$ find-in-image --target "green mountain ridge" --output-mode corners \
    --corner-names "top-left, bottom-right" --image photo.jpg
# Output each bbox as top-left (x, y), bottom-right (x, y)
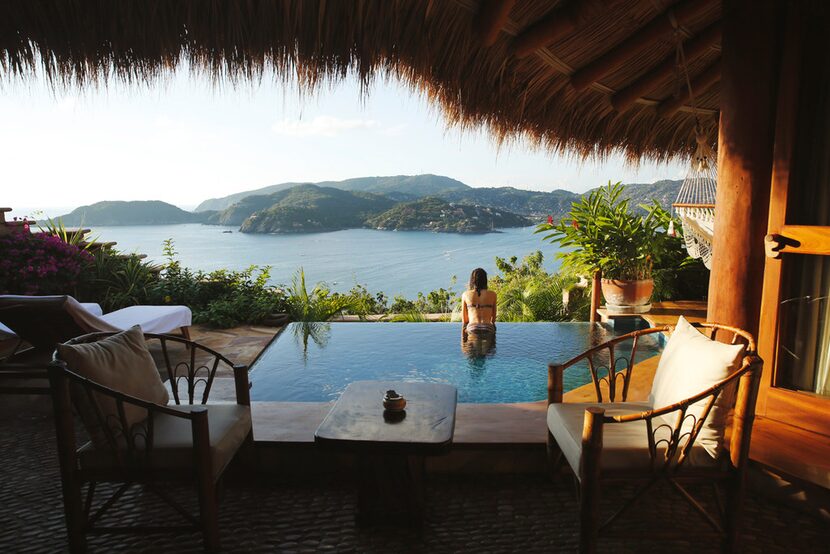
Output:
top-left (195, 174), bottom-right (469, 212)
top-left (57, 200), bottom-right (215, 226)
top-left (198, 175), bottom-right (684, 221)
top-left (56, 176), bottom-right (685, 233)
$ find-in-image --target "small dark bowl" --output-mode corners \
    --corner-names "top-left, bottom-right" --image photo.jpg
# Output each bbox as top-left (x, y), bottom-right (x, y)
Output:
top-left (382, 396), bottom-right (407, 411)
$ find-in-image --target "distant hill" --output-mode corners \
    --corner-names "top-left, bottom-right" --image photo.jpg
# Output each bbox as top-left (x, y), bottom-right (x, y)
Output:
top-left (57, 201), bottom-right (214, 226)
top-left (200, 174), bottom-right (683, 225)
top-left (612, 179), bottom-right (684, 212)
top-left (195, 174), bottom-right (470, 212)
top-left (366, 197), bottom-right (531, 233)
top-left (238, 185), bottom-right (396, 233)
top-left (56, 176), bottom-right (684, 231)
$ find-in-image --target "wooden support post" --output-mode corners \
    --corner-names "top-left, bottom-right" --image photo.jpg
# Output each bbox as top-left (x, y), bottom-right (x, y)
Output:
top-left (707, 0), bottom-right (782, 337)
top-left (590, 270), bottom-right (602, 323)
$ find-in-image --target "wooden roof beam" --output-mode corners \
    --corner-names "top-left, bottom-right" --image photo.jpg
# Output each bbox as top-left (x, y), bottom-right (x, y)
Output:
top-left (611, 21), bottom-right (721, 112)
top-left (475, 0), bottom-right (517, 47)
top-left (570, 0), bottom-right (718, 92)
top-left (511, 0), bottom-right (596, 59)
top-left (657, 60), bottom-right (721, 118)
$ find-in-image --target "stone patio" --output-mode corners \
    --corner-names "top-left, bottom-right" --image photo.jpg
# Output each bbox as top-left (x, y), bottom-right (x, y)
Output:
top-left (1, 408), bottom-right (828, 553)
top-left (2, 322), bottom-right (828, 552)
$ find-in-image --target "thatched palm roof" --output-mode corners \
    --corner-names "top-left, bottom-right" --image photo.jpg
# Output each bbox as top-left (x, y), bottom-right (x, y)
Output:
top-left (1, 0), bottom-right (722, 161)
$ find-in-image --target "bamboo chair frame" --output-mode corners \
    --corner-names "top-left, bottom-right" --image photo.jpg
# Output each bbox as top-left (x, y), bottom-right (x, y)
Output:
top-left (546, 323), bottom-right (762, 553)
top-left (49, 332), bottom-right (252, 554)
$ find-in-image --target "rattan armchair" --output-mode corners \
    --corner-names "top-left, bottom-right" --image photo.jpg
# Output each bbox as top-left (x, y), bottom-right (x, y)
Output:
top-left (49, 332), bottom-right (252, 553)
top-left (546, 323), bottom-right (762, 554)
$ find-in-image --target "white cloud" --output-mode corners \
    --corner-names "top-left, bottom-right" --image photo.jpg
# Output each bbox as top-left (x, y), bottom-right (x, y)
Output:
top-left (379, 123), bottom-right (407, 137)
top-left (271, 115), bottom-right (379, 137)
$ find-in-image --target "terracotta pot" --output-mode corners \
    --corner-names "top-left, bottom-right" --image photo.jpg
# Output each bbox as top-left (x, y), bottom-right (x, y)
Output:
top-left (600, 278), bottom-right (654, 308)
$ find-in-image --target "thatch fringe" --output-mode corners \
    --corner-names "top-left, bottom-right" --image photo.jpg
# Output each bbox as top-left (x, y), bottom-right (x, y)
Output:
top-left (0, 0), bottom-right (721, 162)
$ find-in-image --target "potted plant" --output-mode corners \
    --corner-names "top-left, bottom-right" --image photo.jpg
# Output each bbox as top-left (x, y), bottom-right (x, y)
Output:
top-left (537, 182), bottom-right (662, 312)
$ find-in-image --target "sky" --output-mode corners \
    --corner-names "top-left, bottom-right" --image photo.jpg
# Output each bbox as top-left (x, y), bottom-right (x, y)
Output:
top-left (1, 69), bottom-right (686, 214)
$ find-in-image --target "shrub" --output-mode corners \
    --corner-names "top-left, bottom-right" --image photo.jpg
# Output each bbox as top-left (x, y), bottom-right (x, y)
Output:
top-left (150, 239), bottom-right (287, 327)
top-left (338, 284), bottom-right (388, 317)
top-left (489, 251), bottom-right (589, 322)
top-left (0, 229), bottom-right (93, 295)
top-left (80, 250), bottom-right (159, 311)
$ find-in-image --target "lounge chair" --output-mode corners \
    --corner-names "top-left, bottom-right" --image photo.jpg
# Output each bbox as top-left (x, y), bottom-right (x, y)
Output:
top-left (0, 302), bottom-right (103, 338)
top-left (546, 317), bottom-right (763, 553)
top-left (0, 295), bottom-right (192, 354)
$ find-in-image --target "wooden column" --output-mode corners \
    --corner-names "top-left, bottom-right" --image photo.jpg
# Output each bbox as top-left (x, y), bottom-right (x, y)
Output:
top-left (707, 0), bottom-right (782, 336)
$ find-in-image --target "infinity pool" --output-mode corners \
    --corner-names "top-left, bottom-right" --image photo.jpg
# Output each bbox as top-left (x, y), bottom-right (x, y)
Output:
top-left (248, 322), bottom-right (663, 403)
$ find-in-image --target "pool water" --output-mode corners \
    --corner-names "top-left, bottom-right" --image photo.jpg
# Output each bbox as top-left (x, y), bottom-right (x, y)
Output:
top-left (248, 322), bottom-right (663, 403)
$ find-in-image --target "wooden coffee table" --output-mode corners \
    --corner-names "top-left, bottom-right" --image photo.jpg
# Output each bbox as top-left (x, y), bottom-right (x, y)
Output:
top-left (314, 380), bottom-right (457, 527)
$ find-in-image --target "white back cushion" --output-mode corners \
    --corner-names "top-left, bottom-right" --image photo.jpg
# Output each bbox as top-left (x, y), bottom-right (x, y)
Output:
top-left (649, 316), bottom-right (746, 459)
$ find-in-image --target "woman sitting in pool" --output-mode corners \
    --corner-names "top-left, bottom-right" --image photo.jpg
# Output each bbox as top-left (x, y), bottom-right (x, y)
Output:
top-left (461, 267), bottom-right (497, 338)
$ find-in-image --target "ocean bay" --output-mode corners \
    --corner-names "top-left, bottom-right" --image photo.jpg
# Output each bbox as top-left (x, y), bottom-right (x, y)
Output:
top-left (89, 224), bottom-right (563, 298)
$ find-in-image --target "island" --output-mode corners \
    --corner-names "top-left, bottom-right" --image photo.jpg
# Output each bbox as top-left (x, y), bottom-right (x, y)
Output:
top-left (58, 201), bottom-right (216, 226)
top-left (365, 197), bottom-right (531, 233)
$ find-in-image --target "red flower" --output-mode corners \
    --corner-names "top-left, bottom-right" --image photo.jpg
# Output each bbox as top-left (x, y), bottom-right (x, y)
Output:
top-left (547, 215), bottom-right (553, 225)
top-left (572, 220), bottom-right (580, 230)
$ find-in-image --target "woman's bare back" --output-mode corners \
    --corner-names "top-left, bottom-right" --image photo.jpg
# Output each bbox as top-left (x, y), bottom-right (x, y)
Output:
top-left (462, 289), bottom-right (497, 325)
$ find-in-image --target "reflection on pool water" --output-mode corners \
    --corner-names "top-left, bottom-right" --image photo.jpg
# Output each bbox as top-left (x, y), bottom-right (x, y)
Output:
top-left (249, 322), bottom-right (663, 403)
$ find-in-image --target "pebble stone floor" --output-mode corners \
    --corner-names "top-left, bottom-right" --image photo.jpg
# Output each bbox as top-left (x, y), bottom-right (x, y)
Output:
top-left (2, 408), bottom-right (828, 553)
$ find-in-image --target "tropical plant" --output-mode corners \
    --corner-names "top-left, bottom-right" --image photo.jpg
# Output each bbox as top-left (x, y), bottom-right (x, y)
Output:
top-left (284, 268), bottom-right (357, 322)
top-left (536, 182), bottom-right (662, 280)
top-left (80, 250), bottom-right (158, 311)
top-left (489, 251), bottom-right (588, 321)
top-left (37, 216), bottom-right (98, 252)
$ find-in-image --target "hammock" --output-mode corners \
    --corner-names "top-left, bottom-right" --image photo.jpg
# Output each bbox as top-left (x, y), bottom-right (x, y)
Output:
top-left (673, 133), bottom-right (717, 269)
top-left (666, 25), bottom-right (718, 269)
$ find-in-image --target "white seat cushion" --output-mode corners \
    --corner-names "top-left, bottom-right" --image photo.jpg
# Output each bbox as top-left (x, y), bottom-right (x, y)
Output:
top-left (100, 304), bottom-right (192, 335)
top-left (649, 316), bottom-right (746, 459)
top-left (547, 402), bottom-right (720, 477)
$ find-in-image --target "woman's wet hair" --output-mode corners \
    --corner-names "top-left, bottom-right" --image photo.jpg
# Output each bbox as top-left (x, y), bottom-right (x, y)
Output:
top-left (468, 268), bottom-right (488, 295)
